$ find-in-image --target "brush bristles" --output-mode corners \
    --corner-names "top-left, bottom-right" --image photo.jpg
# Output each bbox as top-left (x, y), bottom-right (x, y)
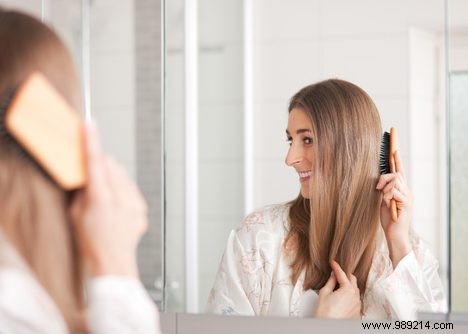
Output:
top-left (379, 131), bottom-right (391, 175)
top-left (0, 90), bottom-right (15, 141)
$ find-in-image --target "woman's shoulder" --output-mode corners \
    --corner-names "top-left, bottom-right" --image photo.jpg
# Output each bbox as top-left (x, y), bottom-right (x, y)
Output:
top-left (234, 203), bottom-right (290, 242)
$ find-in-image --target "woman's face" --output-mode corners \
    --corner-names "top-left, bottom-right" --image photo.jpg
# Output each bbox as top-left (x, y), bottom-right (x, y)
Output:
top-left (285, 108), bottom-right (315, 199)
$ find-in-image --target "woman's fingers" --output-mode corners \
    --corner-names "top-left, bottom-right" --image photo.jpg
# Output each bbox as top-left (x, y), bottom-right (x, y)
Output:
top-left (394, 150), bottom-right (406, 179)
top-left (84, 122), bottom-right (110, 202)
top-left (376, 173), bottom-right (394, 190)
top-left (376, 174), bottom-right (387, 190)
top-left (382, 179), bottom-right (396, 194)
top-left (320, 272), bottom-right (337, 295)
top-left (330, 260), bottom-right (350, 287)
top-left (376, 172), bottom-right (407, 189)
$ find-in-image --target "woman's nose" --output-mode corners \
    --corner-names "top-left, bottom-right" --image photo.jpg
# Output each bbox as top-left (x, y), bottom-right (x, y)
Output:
top-left (285, 146), bottom-right (302, 166)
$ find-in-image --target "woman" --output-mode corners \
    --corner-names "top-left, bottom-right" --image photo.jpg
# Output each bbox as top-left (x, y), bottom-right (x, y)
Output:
top-left (207, 79), bottom-right (446, 320)
top-left (0, 9), bottom-right (159, 333)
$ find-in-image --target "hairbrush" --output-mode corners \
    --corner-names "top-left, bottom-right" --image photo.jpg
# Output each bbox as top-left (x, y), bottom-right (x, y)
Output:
top-left (0, 72), bottom-right (86, 190)
top-left (379, 127), bottom-right (398, 222)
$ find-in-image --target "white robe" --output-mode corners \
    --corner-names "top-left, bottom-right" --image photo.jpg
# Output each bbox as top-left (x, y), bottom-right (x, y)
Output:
top-left (206, 203), bottom-right (446, 320)
top-left (0, 230), bottom-right (160, 334)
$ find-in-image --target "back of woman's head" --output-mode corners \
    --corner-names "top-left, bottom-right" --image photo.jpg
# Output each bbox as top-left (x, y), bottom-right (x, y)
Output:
top-left (0, 8), bottom-right (84, 332)
top-left (287, 79), bottom-right (382, 296)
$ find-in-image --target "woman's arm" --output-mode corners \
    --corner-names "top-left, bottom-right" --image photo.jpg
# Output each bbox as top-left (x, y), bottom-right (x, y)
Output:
top-left (70, 122), bottom-right (160, 333)
top-left (363, 228), bottom-right (446, 320)
top-left (377, 234), bottom-right (446, 320)
top-left (375, 150), bottom-right (446, 320)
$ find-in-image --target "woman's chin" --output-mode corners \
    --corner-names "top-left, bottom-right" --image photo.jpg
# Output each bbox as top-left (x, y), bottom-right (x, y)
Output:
top-left (300, 188), bottom-right (310, 199)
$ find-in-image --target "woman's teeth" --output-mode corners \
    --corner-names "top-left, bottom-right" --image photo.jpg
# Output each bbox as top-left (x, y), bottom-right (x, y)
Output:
top-left (298, 171), bottom-right (311, 178)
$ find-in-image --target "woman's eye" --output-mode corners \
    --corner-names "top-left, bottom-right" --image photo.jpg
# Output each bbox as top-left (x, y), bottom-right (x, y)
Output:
top-left (286, 137), bottom-right (292, 146)
top-left (304, 137), bottom-right (313, 144)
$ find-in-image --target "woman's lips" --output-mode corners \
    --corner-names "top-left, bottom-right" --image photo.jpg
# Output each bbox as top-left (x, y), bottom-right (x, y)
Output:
top-left (298, 170), bottom-right (311, 183)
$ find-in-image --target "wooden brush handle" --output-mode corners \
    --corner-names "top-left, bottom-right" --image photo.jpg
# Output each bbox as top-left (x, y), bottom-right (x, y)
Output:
top-left (389, 127), bottom-right (398, 222)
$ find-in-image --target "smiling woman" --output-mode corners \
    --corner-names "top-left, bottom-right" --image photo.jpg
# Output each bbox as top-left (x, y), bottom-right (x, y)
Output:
top-left (206, 79), bottom-right (446, 320)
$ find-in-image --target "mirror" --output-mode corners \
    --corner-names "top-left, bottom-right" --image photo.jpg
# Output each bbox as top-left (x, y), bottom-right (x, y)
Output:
top-left (164, 0), bottom-right (451, 316)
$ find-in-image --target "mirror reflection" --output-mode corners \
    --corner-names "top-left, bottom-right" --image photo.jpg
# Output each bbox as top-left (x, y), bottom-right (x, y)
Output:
top-left (165, 0), bottom-right (452, 318)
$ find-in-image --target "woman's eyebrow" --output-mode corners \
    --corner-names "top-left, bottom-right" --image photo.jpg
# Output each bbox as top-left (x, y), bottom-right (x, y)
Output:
top-left (286, 129), bottom-right (312, 136)
top-left (296, 128), bottom-right (311, 134)
top-left (286, 129), bottom-right (311, 135)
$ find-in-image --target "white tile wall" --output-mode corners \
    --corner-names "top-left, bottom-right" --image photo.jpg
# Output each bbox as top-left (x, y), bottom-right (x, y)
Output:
top-left (411, 156), bottom-right (439, 252)
top-left (450, 35), bottom-right (468, 72)
top-left (320, 0), bottom-right (444, 38)
top-left (93, 106), bottom-right (136, 177)
top-left (320, 34), bottom-right (408, 97)
top-left (199, 104), bottom-right (244, 161)
top-left (254, 159), bottom-right (298, 210)
top-left (254, 41), bottom-right (321, 102)
top-left (199, 0), bottom-right (243, 45)
top-left (253, 102), bottom-right (290, 160)
top-left (408, 27), bottom-right (445, 265)
top-left (199, 162), bottom-right (244, 217)
top-left (253, 0), bottom-right (320, 43)
top-left (90, 52), bottom-right (135, 109)
top-left (199, 44), bottom-right (243, 104)
top-left (0, 0), bottom-right (41, 17)
top-left (48, 0), bottom-right (82, 63)
top-left (165, 0), bottom-right (184, 49)
top-left (89, 0), bottom-right (136, 179)
top-left (90, 0), bottom-right (134, 52)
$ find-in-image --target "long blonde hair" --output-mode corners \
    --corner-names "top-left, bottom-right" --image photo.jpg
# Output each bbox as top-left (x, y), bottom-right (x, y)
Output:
top-left (0, 9), bottom-right (84, 332)
top-left (286, 79), bottom-right (382, 295)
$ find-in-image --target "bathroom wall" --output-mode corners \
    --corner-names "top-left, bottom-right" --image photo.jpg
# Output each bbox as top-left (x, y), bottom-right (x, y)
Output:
top-left (0, 0), bottom-right (39, 14)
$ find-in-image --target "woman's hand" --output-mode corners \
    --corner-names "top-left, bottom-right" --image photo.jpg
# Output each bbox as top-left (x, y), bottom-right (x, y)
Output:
top-left (70, 122), bottom-right (148, 278)
top-left (314, 261), bottom-right (361, 319)
top-left (376, 150), bottom-right (413, 268)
